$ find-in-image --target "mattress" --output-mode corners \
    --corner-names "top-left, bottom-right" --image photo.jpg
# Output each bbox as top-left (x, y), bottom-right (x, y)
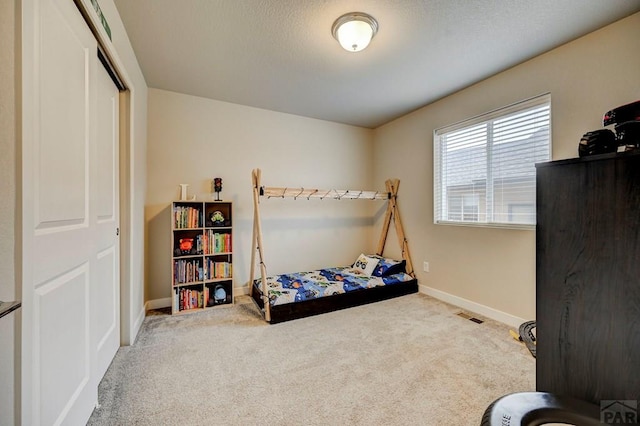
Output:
top-left (254, 266), bottom-right (415, 307)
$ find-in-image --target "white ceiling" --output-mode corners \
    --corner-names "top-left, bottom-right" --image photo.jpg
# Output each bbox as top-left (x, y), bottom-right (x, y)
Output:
top-left (112, 0), bottom-right (640, 129)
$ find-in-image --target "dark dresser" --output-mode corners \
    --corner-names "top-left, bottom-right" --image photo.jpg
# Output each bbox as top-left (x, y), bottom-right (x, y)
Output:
top-left (536, 151), bottom-right (640, 404)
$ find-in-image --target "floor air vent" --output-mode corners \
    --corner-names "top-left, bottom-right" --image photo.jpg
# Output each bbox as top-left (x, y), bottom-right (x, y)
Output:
top-left (456, 311), bottom-right (484, 324)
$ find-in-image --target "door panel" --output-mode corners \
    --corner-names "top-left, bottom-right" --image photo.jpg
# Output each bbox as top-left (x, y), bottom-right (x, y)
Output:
top-left (26, 0), bottom-right (97, 423)
top-left (36, 264), bottom-right (90, 425)
top-left (22, 0), bottom-right (120, 423)
top-left (38, 1), bottom-right (89, 227)
top-left (93, 57), bottom-right (120, 381)
top-left (94, 246), bottom-right (118, 380)
top-left (96, 80), bottom-right (117, 221)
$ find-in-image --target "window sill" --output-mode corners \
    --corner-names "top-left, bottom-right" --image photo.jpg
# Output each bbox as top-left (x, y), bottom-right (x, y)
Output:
top-left (434, 220), bottom-right (535, 231)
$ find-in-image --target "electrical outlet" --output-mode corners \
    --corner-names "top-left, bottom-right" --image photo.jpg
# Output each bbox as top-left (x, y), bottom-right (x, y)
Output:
top-left (423, 261), bottom-right (429, 272)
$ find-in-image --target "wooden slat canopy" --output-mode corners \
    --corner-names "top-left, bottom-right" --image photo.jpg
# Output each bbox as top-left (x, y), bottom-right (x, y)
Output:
top-left (260, 186), bottom-right (390, 200)
top-left (249, 168), bottom-right (415, 322)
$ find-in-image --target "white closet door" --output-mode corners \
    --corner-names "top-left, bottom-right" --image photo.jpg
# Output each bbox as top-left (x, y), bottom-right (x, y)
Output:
top-left (93, 60), bottom-right (120, 383)
top-left (21, 0), bottom-right (119, 423)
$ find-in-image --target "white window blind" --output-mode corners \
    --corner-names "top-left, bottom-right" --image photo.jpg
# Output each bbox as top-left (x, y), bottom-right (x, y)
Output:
top-left (434, 94), bottom-right (551, 228)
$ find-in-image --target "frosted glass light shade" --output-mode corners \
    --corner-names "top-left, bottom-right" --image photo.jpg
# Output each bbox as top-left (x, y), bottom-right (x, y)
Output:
top-left (332, 12), bottom-right (378, 52)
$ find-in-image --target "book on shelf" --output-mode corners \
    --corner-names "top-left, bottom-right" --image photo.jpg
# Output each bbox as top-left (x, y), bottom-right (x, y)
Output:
top-left (173, 259), bottom-right (204, 284)
top-left (175, 287), bottom-right (205, 311)
top-left (203, 259), bottom-right (232, 280)
top-left (173, 205), bottom-right (202, 229)
top-left (203, 230), bottom-right (232, 254)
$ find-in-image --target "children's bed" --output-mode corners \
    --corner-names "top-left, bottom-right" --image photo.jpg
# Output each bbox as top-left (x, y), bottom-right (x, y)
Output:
top-left (249, 169), bottom-right (418, 323)
top-left (251, 261), bottom-right (418, 324)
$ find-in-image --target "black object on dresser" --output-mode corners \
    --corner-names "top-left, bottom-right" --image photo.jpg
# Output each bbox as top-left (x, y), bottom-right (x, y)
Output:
top-left (536, 151), bottom-right (640, 404)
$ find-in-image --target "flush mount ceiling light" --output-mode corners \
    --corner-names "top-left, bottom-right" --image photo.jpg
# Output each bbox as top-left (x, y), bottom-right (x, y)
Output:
top-left (331, 12), bottom-right (378, 52)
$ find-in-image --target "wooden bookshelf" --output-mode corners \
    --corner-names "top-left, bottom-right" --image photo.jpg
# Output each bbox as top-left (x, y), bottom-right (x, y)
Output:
top-left (171, 201), bottom-right (233, 314)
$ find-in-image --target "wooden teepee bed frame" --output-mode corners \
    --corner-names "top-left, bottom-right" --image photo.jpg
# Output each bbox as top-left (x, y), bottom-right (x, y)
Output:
top-left (249, 168), bottom-right (417, 323)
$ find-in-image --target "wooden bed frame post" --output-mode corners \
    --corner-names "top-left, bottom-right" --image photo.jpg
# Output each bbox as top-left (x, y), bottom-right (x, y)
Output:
top-left (376, 179), bottom-right (415, 277)
top-left (376, 182), bottom-right (394, 257)
top-left (249, 170), bottom-right (257, 295)
top-left (250, 169), bottom-right (271, 321)
top-left (248, 203), bottom-right (257, 298)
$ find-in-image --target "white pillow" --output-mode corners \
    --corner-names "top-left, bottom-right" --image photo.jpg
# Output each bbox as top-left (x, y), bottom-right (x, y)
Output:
top-left (353, 253), bottom-right (379, 276)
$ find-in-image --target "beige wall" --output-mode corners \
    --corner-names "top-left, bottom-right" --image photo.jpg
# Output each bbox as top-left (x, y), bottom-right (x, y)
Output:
top-left (0, 0), bottom-right (18, 423)
top-left (373, 13), bottom-right (640, 321)
top-left (146, 89), bottom-right (375, 302)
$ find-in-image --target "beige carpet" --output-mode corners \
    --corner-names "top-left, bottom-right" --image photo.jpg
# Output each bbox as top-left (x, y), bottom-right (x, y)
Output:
top-left (88, 293), bottom-right (535, 425)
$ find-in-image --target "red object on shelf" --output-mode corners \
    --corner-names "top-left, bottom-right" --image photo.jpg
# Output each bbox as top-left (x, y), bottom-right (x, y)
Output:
top-left (179, 238), bottom-right (193, 251)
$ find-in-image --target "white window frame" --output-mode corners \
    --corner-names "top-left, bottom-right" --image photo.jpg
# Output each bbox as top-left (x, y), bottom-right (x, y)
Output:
top-left (433, 93), bottom-right (551, 229)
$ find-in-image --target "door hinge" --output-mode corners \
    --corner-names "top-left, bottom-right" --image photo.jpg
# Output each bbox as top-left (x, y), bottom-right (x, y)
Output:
top-left (116, 227), bottom-right (120, 236)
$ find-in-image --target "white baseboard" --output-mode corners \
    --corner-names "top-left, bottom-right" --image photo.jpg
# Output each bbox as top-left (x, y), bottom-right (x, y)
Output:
top-left (131, 305), bottom-right (146, 343)
top-left (145, 297), bottom-right (171, 311)
top-left (145, 287), bottom-right (250, 312)
top-left (234, 286), bottom-right (249, 296)
top-left (419, 284), bottom-right (529, 329)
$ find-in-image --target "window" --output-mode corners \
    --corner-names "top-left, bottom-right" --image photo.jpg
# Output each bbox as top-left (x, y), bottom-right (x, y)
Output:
top-left (447, 193), bottom-right (479, 222)
top-left (434, 94), bottom-right (551, 228)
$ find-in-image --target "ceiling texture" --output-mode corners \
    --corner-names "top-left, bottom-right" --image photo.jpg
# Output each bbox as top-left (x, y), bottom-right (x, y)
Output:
top-left (113, 0), bottom-right (640, 129)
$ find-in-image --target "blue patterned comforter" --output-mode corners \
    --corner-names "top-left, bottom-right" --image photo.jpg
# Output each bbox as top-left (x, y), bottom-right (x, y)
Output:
top-left (254, 266), bottom-right (414, 307)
